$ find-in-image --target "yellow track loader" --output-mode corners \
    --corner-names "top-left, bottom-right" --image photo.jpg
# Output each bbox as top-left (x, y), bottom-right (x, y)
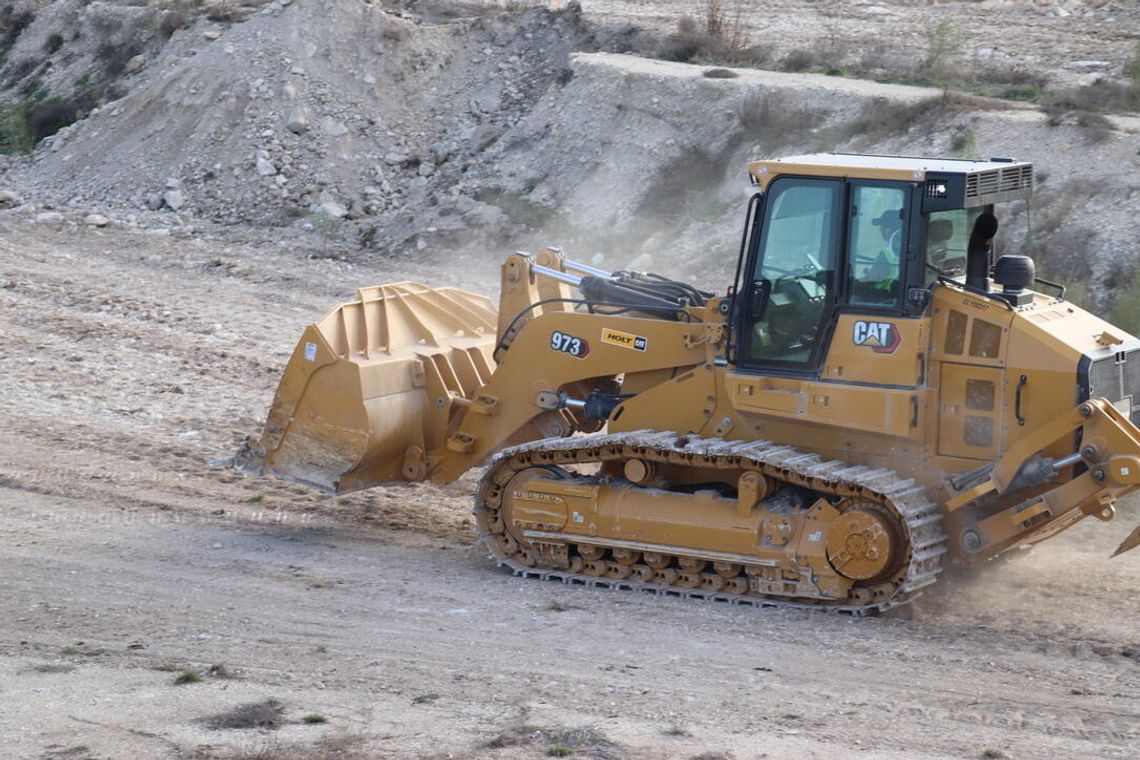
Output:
top-left (245, 153), bottom-right (1140, 612)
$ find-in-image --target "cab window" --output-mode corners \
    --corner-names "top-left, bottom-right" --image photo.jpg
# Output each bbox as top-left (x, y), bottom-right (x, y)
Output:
top-left (847, 184), bottom-right (906, 306)
top-left (743, 178), bottom-right (840, 366)
top-left (924, 208), bottom-right (982, 288)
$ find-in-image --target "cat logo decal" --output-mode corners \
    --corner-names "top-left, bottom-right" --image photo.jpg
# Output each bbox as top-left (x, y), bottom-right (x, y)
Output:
top-left (852, 320), bottom-right (901, 354)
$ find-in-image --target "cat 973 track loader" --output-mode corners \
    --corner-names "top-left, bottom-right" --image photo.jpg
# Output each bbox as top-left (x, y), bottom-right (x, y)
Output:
top-left (245, 153), bottom-right (1140, 612)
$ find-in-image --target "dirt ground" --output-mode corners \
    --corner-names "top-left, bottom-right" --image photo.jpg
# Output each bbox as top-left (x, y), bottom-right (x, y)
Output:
top-left (1, 221), bottom-right (1138, 760)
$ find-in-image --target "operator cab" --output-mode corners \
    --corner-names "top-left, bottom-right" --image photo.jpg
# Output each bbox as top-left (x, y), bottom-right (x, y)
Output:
top-left (735, 153), bottom-right (1034, 372)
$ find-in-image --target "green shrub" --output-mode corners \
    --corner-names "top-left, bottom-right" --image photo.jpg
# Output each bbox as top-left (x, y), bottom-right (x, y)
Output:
top-left (173, 669), bottom-right (201, 685)
top-left (950, 128), bottom-right (976, 155)
top-left (920, 20), bottom-right (965, 92)
top-left (0, 103), bottom-right (31, 153)
top-left (1127, 41), bottom-right (1140, 87)
top-left (159, 8), bottom-right (193, 39)
top-left (1, 8), bottom-right (34, 50)
top-left (25, 100), bottom-right (83, 142)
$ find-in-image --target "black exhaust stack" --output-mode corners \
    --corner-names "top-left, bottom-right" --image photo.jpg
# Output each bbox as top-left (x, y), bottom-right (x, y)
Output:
top-left (966, 212), bottom-right (999, 292)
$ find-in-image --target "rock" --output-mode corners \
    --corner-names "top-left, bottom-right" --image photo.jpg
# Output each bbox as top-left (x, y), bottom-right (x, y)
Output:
top-left (165, 177), bottom-right (181, 189)
top-left (418, 162), bottom-right (435, 177)
top-left (35, 212), bottom-right (65, 226)
top-left (318, 200), bottom-right (347, 219)
top-left (282, 81), bottom-right (298, 100)
top-left (163, 190), bottom-right (185, 211)
top-left (428, 141), bottom-right (456, 164)
top-left (204, 28), bottom-right (222, 41)
top-left (84, 214), bottom-right (110, 227)
top-left (384, 152), bottom-right (407, 166)
top-left (286, 106), bottom-right (310, 134)
top-left (321, 117), bottom-right (349, 137)
top-left (472, 83), bottom-right (503, 114)
top-left (125, 55), bottom-right (146, 75)
top-left (256, 157), bottom-right (278, 177)
top-left (0, 189), bottom-right (22, 208)
top-left (468, 124), bottom-right (504, 152)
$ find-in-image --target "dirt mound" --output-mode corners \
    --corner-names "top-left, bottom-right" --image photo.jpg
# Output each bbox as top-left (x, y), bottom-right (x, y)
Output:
top-left (7, 2), bottom-right (629, 234)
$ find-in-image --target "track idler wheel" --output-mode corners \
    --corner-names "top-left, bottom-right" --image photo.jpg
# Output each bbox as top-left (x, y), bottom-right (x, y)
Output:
top-left (826, 504), bottom-right (900, 581)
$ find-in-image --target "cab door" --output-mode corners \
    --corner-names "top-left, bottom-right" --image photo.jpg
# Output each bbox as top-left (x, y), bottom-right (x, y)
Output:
top-left (731, 176), bottom-right (928, 441)
top-left (736, 176), bottom-right (842, 373)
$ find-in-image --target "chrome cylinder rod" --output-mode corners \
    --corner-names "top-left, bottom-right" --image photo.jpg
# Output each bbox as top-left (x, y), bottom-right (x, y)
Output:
top-left (563, 259), bottom-right (612, 279)
top-left (531, 264), bottom-right (583, 286)
top-left (1052, 451), bottom-right (1083, 471)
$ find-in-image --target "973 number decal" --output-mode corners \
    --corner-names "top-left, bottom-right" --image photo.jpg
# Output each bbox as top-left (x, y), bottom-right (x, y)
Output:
top-left (551, 330), bottom-right (589, 358)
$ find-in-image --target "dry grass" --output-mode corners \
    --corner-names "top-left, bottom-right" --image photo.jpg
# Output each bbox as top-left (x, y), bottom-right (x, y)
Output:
top-left (205, 1), bottom-right (246, 23)
top-left (207, 662), bottom-right (238, 679)
top-left (736, 93), bottom-right (825, 137)
top-left (657, 0), bottom-right (767, 68)
top-left (485, 724), bottom-right (619, 758)
top-left (827, 93), bottom-right (1007, 151)
top-left (220, 734), bottom-right (369, 760)
top-left (203, 699), bottom-right (286, 730)
top-left (31, 663), bottom-right (76, 674)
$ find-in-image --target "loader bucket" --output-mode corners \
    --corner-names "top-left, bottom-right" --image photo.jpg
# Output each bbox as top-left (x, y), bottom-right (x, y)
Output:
top-left (252, 282), bottom-right (498, 493)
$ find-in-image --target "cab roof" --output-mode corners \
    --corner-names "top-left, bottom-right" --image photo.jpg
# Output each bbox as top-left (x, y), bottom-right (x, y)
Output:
top-left (747, 153), bottom-right (1034, 208)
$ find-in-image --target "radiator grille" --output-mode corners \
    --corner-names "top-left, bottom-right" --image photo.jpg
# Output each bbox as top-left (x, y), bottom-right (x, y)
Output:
top-left (1083, 345), bottom-right (1140, 425)
top-left (965, 165), bottom-right (1033, 201)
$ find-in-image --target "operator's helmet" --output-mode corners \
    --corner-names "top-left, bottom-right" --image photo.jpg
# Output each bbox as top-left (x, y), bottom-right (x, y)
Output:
top-left (872, 208), bottom-right (903, 255)
top-left (872, 208), bottom-right (902, 239)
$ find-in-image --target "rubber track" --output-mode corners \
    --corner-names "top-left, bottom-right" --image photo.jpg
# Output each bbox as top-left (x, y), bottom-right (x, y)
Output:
top-left (476, 430), bottom-right (948, 615)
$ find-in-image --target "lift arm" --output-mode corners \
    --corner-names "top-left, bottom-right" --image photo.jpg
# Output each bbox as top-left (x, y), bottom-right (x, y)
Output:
top-left (946, 398), bottom-right (1140, 560)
